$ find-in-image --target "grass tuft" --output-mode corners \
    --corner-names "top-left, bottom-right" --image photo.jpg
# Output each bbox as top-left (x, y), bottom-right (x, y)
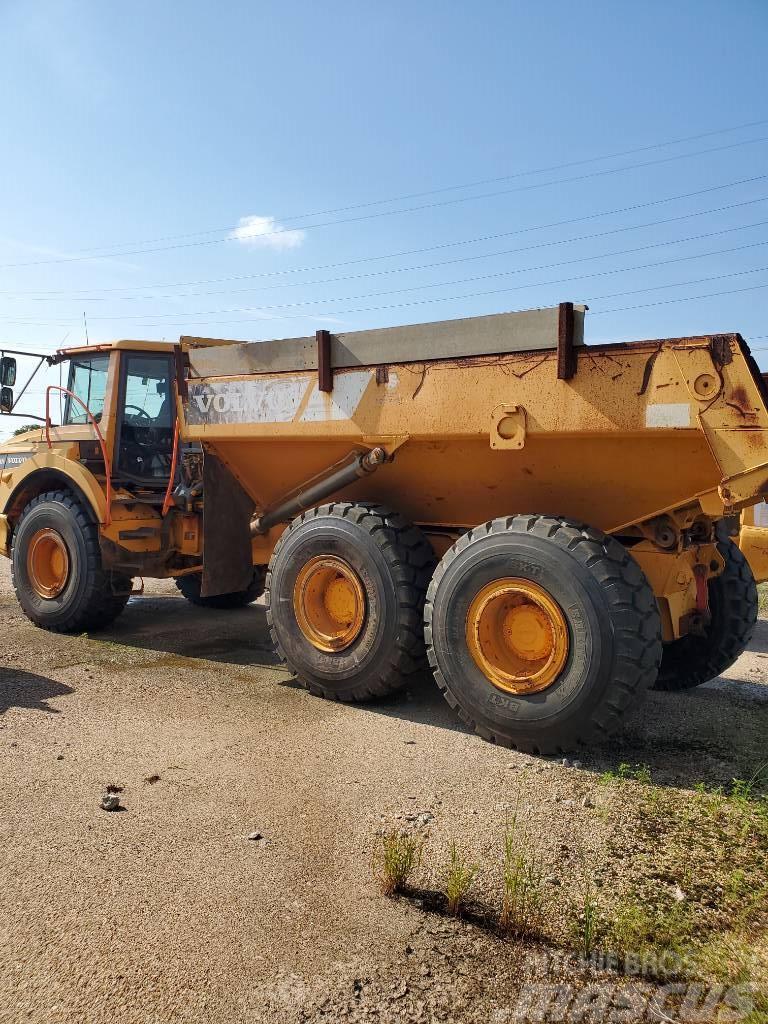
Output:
top-left (578, 883), bottom-right (601, 960)
top-left (443, 842), bottom-right (478, 917)
top-left (599, 762), bottom-right (652, 785)
top-left (499, 819), bottom-right (546, 938)
top-left (374, 831), bottom-right (422, 897)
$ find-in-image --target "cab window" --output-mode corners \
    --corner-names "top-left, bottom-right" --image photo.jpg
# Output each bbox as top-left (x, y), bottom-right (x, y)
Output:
top-left (64, 355), bottom-right (110, 424)
top-left (117, 353), bottom-right (174, 481)
top-left (123, 355), bottom-right (173, 427)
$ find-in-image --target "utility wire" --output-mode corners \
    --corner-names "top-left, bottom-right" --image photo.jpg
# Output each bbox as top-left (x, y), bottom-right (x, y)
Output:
top-left (4, 237), bottom-right (764, 324)
top-left (4, 257), bottom-right (766, 330)
top-left (44, 276), bottom-right (768, 333)
top-left (272, 118), bottom-right (768, 223)
top-left (2, 222), bottom-right (767, 327)
top-left (16, 116), bottom-right (767, 250)
top-left (590, 281), bottom-right (768, 315)
top-left (5, 174), bottom-right (767, 296)
top-left (7, 198), bottom-right (768, 304)
top-left (3, 135), bottom-right (768, 269)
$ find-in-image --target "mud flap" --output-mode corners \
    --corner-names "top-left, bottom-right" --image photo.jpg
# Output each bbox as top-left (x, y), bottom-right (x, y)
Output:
top-left (201, 450), bottom-right (255, 598)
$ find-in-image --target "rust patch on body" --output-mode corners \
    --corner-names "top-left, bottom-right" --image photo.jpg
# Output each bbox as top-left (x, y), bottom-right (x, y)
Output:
top-left (637, 346), bottom-right (663, 396)
top-left (725, 386), bottom-right (758, 419)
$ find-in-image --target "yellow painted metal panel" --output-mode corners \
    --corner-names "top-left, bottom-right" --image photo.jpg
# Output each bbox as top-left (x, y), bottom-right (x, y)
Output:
top-left (178, 336), bottom-right (768, 533)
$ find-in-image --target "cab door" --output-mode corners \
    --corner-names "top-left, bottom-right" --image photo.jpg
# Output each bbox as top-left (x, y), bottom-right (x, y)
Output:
top-left (115, 352), bottom-right (175, 485)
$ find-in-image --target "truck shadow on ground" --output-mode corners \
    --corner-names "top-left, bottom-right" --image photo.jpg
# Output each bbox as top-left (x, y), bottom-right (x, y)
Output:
top-left (101, 597), bottom-right (768, 791)
top-left (0, 668), bottom-right (74, 715)
top-left (103, 595), bottom-right (281, 666)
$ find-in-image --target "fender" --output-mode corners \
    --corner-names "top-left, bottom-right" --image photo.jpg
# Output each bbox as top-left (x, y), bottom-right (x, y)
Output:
top-left (2, 451), bottom-right (108, 525)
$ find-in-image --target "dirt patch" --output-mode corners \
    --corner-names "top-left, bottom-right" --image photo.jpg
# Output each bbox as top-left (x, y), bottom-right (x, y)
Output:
top-left (0, 562), bottom-right (766, 1022)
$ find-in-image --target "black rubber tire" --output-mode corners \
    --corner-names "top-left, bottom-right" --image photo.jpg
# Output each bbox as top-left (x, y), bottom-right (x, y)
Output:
top-left (265, 502), bottom-right (434, 701)
top-left (174, 568), bottom-right (265, 609)
top-left (425, 515), bottom-right (662, 754)
top-left (11, 490), bottom-right (131, 633)
top-left (653, 536), bottom-right (758, 691)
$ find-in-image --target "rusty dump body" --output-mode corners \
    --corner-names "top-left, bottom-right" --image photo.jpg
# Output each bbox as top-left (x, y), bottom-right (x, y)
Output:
top-left (180, 312), bottom-right (768, 543)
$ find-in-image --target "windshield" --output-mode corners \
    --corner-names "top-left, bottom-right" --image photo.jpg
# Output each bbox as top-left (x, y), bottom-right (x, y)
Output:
top-left (64, 354), bottom-right (110, 424)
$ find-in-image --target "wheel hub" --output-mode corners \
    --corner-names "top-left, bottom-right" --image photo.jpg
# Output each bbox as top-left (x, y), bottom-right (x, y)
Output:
top-left (293, 555), bottom-right (367, 652)
top-left (465, 578), bottom-right (569, 694)
top-left (27, 528), bottom-right (70, 599)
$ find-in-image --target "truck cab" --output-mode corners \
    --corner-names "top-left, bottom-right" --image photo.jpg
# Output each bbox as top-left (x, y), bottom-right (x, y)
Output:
top-left (0, 341), bottom-right (261, 632)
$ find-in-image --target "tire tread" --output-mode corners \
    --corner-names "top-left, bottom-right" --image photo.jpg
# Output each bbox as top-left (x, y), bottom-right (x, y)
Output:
top-left (424, 514), bottom-right (662, 754)
top-left (11, 489), bottom-right (130, 633)
top-left (265, 502), bottom-right (434, 701)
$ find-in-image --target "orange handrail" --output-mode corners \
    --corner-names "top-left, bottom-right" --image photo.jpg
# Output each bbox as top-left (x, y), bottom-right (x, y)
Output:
top-left (45, 385), bottom-right (112, 527)
top-left (162, 420), bottom-right (180, 516)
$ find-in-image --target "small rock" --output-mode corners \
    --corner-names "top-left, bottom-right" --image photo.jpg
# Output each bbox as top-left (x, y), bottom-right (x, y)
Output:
top-left (562, 757), bottom-right (572, 768)
top-left (572, 759), bottom-right (584, 770)
top-left (144, 774), bottom-right (161, 785)
top-left (100, 793), bottom-right (121, 812)
top-left (581, 795), bottom-right (595, 808)
top-left (671, 885), bottom-right (687, 902)
top-left (246, 831), bottom-right (269, 845)
top-left (56, 754), bottom-right (64, 761)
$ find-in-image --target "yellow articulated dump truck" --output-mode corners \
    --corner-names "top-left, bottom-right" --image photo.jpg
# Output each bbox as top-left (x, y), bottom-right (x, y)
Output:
top-left (1, 302), bottom-right (766, 753)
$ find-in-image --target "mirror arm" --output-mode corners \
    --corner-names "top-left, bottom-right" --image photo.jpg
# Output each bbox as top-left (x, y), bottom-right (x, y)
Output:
top-left (0, 411), bottom-right (48, 422)
top-left (8, 356), bottom-right (47, 412)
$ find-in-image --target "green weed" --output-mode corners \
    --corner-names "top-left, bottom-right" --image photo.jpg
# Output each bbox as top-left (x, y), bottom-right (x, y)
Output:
top-left (443, 842), bottom-right (478, 917)
top-left (374, 831), bottom-right (422, 897)
top-left (499, 824), bottom-right (546, 938)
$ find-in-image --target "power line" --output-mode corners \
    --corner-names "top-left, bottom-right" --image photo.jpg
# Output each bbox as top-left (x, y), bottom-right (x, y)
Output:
top-left (273, 119), bottom-right (768, 223)
top-left (130, 277), bottom-right (768, 331)
top-left (6, 199), bottom-right (768, 304)
top-left (5, 174), bottom-right (767, 297)
top-left (2, 226), bottom-right (767, 330)
top-left (3, 135), bottom-right (768, 270)
top-left (4, 237), bottom-right (762, 324)
top-left (5, 260), bottom-right (766, 332)
top-left (590, 281), bottom-right (768, 315)
top-left (20, 117), bottom-right (768, 251)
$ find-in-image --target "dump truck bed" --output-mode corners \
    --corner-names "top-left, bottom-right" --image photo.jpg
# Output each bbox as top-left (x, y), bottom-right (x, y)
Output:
top-left (178, 306), bottom-right (768, 534)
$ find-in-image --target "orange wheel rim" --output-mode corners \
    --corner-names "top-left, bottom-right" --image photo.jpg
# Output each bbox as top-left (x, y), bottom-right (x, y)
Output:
top-left (27, 528), bottom-right (70, 599)
top-left (465, 578), bottom-right (568, 694)
top-left (293, 555), bottom-right (366, 652)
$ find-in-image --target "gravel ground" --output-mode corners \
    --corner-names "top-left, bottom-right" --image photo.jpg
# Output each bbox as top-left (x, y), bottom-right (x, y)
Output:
top-left (0, 562), bottom-right (766, 1024)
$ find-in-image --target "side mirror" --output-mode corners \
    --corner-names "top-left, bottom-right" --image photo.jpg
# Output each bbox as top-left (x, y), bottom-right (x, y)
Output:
top-left (0, 387), bottom-right (13, 413)
top-left (0, 356), bottom-right (17, 387)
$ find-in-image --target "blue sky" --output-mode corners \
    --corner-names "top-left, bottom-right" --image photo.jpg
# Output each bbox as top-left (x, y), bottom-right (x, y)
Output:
top-left (1, 0), bottom-right (767, 435)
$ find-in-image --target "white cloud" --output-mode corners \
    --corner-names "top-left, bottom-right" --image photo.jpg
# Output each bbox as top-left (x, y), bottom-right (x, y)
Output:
top-left (228, 214), bottom-right (306, 251)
